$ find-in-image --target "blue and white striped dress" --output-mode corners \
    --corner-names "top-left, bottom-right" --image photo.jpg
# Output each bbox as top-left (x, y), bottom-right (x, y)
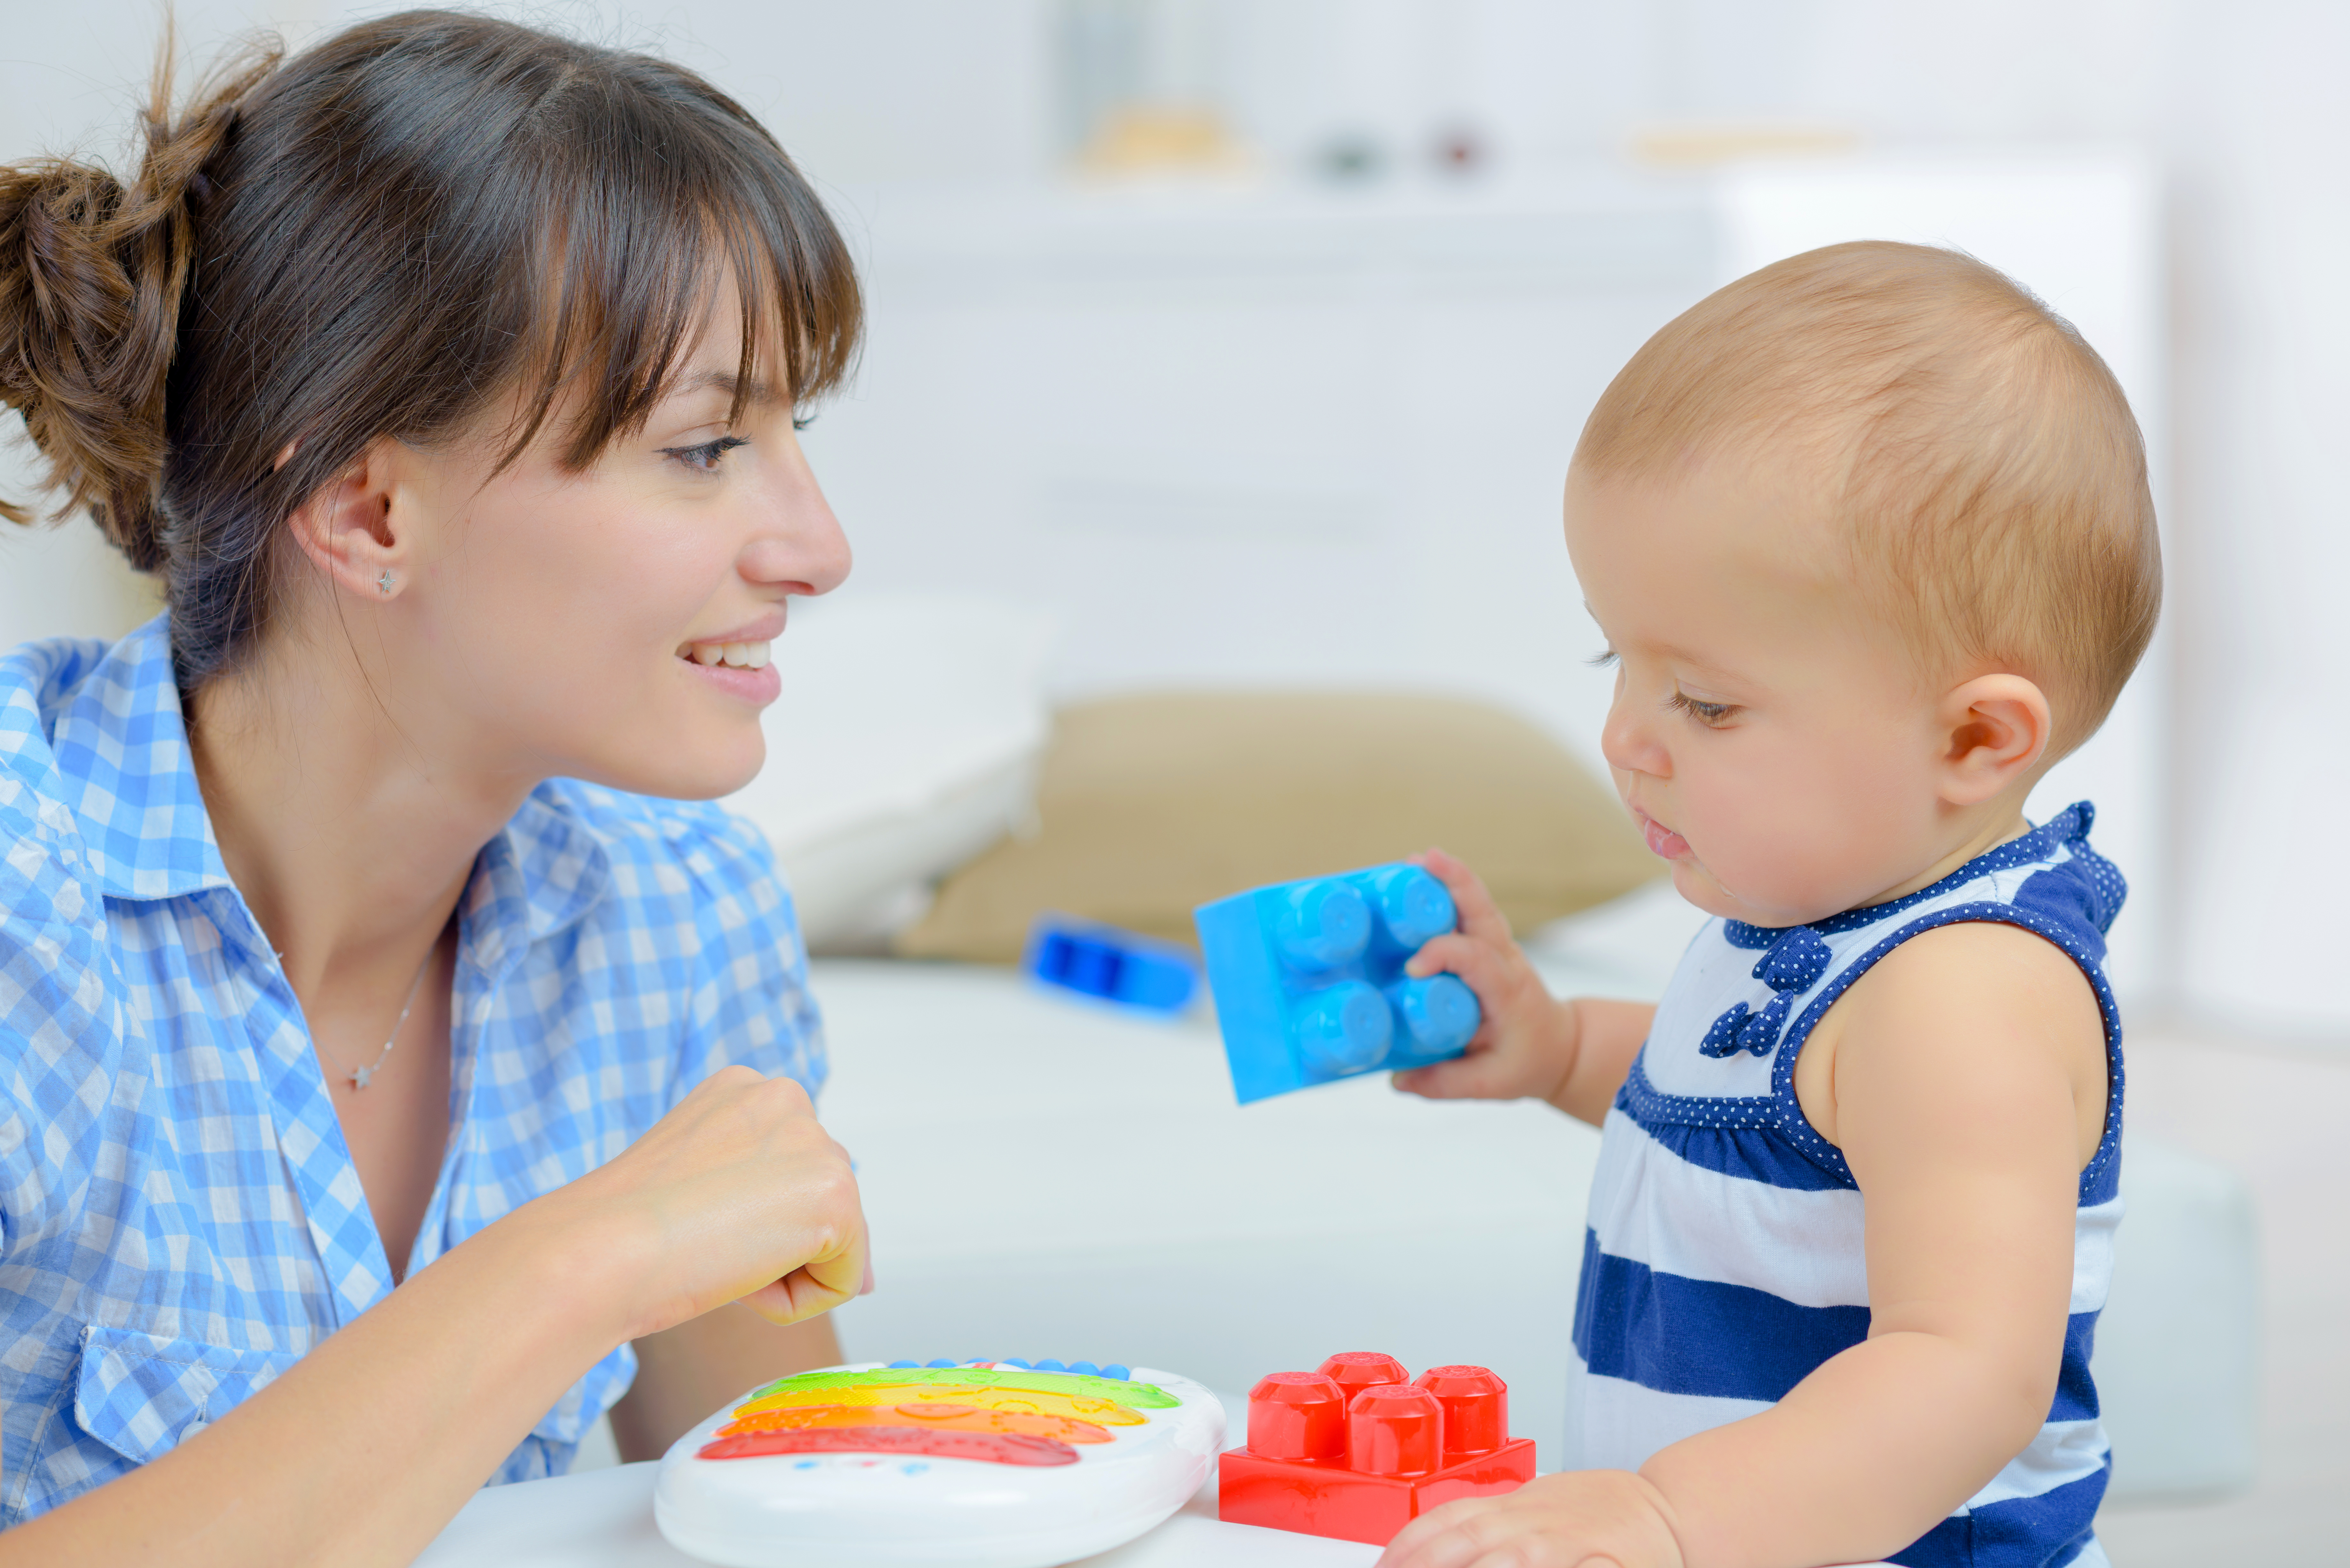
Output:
top-left (1567, 804), bottom-right (2126, 1568)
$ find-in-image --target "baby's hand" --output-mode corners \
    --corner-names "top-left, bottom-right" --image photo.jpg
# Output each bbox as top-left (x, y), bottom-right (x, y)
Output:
top-left (1391, 849), bottom-right (1581, 1106)
top-left (1377, 1471), bottom-right (1685, 1568)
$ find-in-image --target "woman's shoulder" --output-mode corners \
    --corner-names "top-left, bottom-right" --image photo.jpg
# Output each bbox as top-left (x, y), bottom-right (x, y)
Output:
top-left (532, 779), bottom-right (774, 875)
top-left (528, 779), bottom-right (793, 937)
top-left (523, 781), bottom-right (820, 1091)
top-left (0, 638), bottom-right (133, 1187)
top-left (0, 634), bottom-right (123, 916)
top-left (1, 633), bottom-right (118, 804)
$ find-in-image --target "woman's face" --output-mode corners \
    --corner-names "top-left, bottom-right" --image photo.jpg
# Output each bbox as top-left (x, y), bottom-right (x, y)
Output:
top-left (393, 290), bottom-right (849, 802)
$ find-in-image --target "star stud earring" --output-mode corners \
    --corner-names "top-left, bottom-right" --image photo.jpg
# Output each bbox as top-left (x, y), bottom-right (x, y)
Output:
top-left (377, 569), bottom-right (394, 596)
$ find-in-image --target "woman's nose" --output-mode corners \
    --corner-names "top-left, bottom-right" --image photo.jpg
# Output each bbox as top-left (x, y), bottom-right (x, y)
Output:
top-left (744, 466), bottom-right (852, 596)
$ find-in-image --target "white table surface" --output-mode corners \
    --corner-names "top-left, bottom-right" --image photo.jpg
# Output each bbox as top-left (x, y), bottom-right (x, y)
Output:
top-left (414, 1456), bottom-right (1381, 1568)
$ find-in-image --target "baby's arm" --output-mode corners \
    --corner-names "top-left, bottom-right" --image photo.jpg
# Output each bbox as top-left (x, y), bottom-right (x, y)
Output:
top-left (1390, 850), bottom-right (1654, 1126)
top-left (1380, 920), bottom-right (2107, 1568)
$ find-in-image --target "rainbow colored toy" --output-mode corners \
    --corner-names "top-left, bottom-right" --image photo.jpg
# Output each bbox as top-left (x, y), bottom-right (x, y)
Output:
top-left (1194, 862), bottom-right (1482, 1102)
top-left (654, 1359), bottom-right (1224, 1568)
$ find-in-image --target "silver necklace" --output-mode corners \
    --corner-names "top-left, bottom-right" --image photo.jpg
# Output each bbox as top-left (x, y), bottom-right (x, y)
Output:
top-left (342, 941), bottom-right (437, 1092)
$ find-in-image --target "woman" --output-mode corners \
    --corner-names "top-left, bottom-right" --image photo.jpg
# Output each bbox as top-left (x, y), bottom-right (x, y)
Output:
top-left (0, 11), bottom-right (869, 1559)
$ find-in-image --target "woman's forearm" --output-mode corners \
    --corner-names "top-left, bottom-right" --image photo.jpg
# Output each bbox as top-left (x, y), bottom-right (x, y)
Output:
top-left (610, 1307), bottom-right (842, 1462)
top-left (2, 1204), bottom-right (633, 1568)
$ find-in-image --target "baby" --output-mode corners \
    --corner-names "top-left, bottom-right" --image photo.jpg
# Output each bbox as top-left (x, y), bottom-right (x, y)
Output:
top-left (1382, 242), bottom-right (2157, 1568)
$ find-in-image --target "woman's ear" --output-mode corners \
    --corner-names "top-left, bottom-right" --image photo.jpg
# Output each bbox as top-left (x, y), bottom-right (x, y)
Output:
top-left (1935, 673), bottom-right (2054, 806)
top-left (284, 438), bottom-right (411, 601)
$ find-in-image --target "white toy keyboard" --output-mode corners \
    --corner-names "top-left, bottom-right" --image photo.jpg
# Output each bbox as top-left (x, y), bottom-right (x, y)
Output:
top-left (653, 1358), bottom-right (1226, 1568)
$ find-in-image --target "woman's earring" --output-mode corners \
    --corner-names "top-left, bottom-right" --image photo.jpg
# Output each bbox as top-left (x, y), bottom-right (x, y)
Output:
top-left (377, 569), bottom-right (395, 597)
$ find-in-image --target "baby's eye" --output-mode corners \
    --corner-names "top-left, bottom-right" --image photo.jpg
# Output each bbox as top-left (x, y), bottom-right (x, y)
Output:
top-left (1666, 690), bottom-right (1740, 727)
top-left (1586, 648), bottom-right (1620, 669)
top-left (659, 434), bottom-right (750, 476)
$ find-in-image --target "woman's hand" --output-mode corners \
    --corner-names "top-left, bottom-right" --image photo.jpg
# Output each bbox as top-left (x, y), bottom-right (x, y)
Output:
top-left (1377, 1471), bottom-right (1687, 1568)
top-left (538, 1065), bottom-right (869, 1343)
top-left (1390, 849), bottom-right (1585, 1107)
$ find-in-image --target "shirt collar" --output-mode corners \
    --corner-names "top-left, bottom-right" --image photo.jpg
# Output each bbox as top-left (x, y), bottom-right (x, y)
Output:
top-left (64, 615), bottom-right (610, 959)
top-left (56, 615), bottom-right (234, 901)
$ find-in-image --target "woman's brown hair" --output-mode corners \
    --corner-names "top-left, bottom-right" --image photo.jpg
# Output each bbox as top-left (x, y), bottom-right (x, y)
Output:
top-left (0, 10), bottom-right (862, 689)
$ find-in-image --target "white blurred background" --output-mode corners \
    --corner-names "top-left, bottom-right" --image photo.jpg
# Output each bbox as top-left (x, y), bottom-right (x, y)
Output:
top-left (6, 6), bottom-right (2346, 1558)
top-left (8, 0), bottom-right (2343, 1037)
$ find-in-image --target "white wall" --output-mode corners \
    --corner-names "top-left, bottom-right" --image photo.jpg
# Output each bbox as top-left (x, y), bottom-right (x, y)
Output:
top-left (1695, 0), bottom-right (2350, 1030)
top-left (10, 0), bottom-right (2344, 1033)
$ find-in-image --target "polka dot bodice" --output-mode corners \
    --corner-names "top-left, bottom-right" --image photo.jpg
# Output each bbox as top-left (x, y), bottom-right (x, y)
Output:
top-left (1627, 800), bottom-right (2126, 1197)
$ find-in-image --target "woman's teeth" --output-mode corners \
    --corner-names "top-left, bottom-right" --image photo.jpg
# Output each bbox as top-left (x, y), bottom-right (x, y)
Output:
top-left (683, 640), bottom-right (771, 669)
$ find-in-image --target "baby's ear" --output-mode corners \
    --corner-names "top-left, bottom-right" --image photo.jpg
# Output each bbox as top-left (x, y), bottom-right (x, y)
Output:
top-left (1936, 673), bottom-right (2053, 805)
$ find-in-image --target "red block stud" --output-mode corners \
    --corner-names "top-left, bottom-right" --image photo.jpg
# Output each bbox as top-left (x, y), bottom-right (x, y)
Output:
top-left (1413, 1365), bottom-right (1508, 1459)
top-left (1317, 1351), bottom-right (1410, 1401)
top-left (1346, 1383), bottom-right (1445, 1477)
top-left (1247, 1372), bottom-right (1347, 1461)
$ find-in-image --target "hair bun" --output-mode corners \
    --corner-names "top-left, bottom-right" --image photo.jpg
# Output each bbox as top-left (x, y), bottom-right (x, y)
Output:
top-left (0, 40), bottom-right (278, 573)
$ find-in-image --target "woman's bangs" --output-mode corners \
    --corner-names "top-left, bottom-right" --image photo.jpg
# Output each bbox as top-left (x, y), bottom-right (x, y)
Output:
top-left (501, 100), bottom-right (860, 474)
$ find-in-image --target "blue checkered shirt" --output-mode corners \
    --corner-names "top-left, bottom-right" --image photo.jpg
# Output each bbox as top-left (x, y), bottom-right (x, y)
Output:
top-left (0, 617), bottom-right (826, 1524)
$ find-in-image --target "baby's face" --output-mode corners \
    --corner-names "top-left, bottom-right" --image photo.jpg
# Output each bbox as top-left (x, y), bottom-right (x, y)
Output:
top-left (1565, 460), bottom-right (1957, 926)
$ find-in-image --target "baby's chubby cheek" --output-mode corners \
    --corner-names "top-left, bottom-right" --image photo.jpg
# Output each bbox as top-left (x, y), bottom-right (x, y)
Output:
top-left (1680, 734), bottom-right (1936, 922)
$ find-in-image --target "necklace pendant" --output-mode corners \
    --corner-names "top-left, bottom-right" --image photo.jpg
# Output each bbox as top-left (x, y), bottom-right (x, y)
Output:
top-left (350, 1065), bottom-right (373, 1090)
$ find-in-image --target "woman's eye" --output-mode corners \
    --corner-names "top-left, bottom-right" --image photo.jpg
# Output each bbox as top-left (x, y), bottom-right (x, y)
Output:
top-left (659, 434), bottom-right (750, 475)
top-left (792, 413), bottom-right (815, 432)
top-left (1667, 690), bottom-right (1739, 726)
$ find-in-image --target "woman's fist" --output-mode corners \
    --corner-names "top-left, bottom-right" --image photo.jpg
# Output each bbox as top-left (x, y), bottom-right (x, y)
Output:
top-left (548, 1065), bottom-right (869, 1341)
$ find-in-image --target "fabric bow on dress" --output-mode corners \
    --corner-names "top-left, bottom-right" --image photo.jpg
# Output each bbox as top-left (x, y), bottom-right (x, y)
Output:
top-left (1699, 924), bottom-right (1832, 1059)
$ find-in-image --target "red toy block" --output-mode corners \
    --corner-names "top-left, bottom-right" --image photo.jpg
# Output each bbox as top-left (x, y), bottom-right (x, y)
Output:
top-left (1218, 1353), bottom-right (1537, 1547)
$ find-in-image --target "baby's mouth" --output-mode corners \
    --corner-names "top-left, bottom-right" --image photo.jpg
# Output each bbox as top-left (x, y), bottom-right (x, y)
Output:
top-left (678, 638), bottom-right (771, 669)
top-left (1638, 813), bottom-right (1692, 860)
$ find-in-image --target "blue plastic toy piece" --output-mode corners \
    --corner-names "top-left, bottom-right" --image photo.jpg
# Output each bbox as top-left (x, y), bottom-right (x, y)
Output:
top-left (1022, 914), bottom-right (1201, 1014)
top-left (1193, 862), bottom-right (1482, 1104)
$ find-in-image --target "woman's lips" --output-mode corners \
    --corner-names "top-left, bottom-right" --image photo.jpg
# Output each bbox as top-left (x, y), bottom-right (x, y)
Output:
top-left (684, 658), bottom-right (781, 703)
top-left (1640, 815), bottom-right (1692, 859)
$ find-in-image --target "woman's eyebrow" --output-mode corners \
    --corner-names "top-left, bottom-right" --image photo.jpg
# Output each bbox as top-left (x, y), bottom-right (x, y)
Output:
top-left (669, 369), bottom-right (783, 405)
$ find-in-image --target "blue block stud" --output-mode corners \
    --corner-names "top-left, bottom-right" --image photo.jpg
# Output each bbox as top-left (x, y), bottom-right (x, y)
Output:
top-left (1022, 915), bottom-right (1201, 1015)
top-left (1034, 1359), bottom-right (1066, 1373)
top-left (1103, 1364), bottom-right (1131, 1381)
top-left (1194, 861), bottom-right (1483, 1104)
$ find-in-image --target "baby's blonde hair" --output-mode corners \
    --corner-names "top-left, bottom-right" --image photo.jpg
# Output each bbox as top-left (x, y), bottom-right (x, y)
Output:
top-left (1573, 241), bottom-right (2160, 756)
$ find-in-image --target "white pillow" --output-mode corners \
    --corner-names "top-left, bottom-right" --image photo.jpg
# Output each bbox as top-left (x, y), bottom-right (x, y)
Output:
top-left (723, 592), bottom-right (1056, 951)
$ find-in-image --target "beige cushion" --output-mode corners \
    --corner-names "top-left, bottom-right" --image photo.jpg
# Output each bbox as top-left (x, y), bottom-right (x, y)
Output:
top-left (896, 691), bottom-right (1661, 963)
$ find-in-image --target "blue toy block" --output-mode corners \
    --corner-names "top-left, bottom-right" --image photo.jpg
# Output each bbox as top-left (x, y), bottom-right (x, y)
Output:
top-left (1022, 914), bottom-right (1201, 1015)
top-left (1193, 863), bottom-right (1482, 1104)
